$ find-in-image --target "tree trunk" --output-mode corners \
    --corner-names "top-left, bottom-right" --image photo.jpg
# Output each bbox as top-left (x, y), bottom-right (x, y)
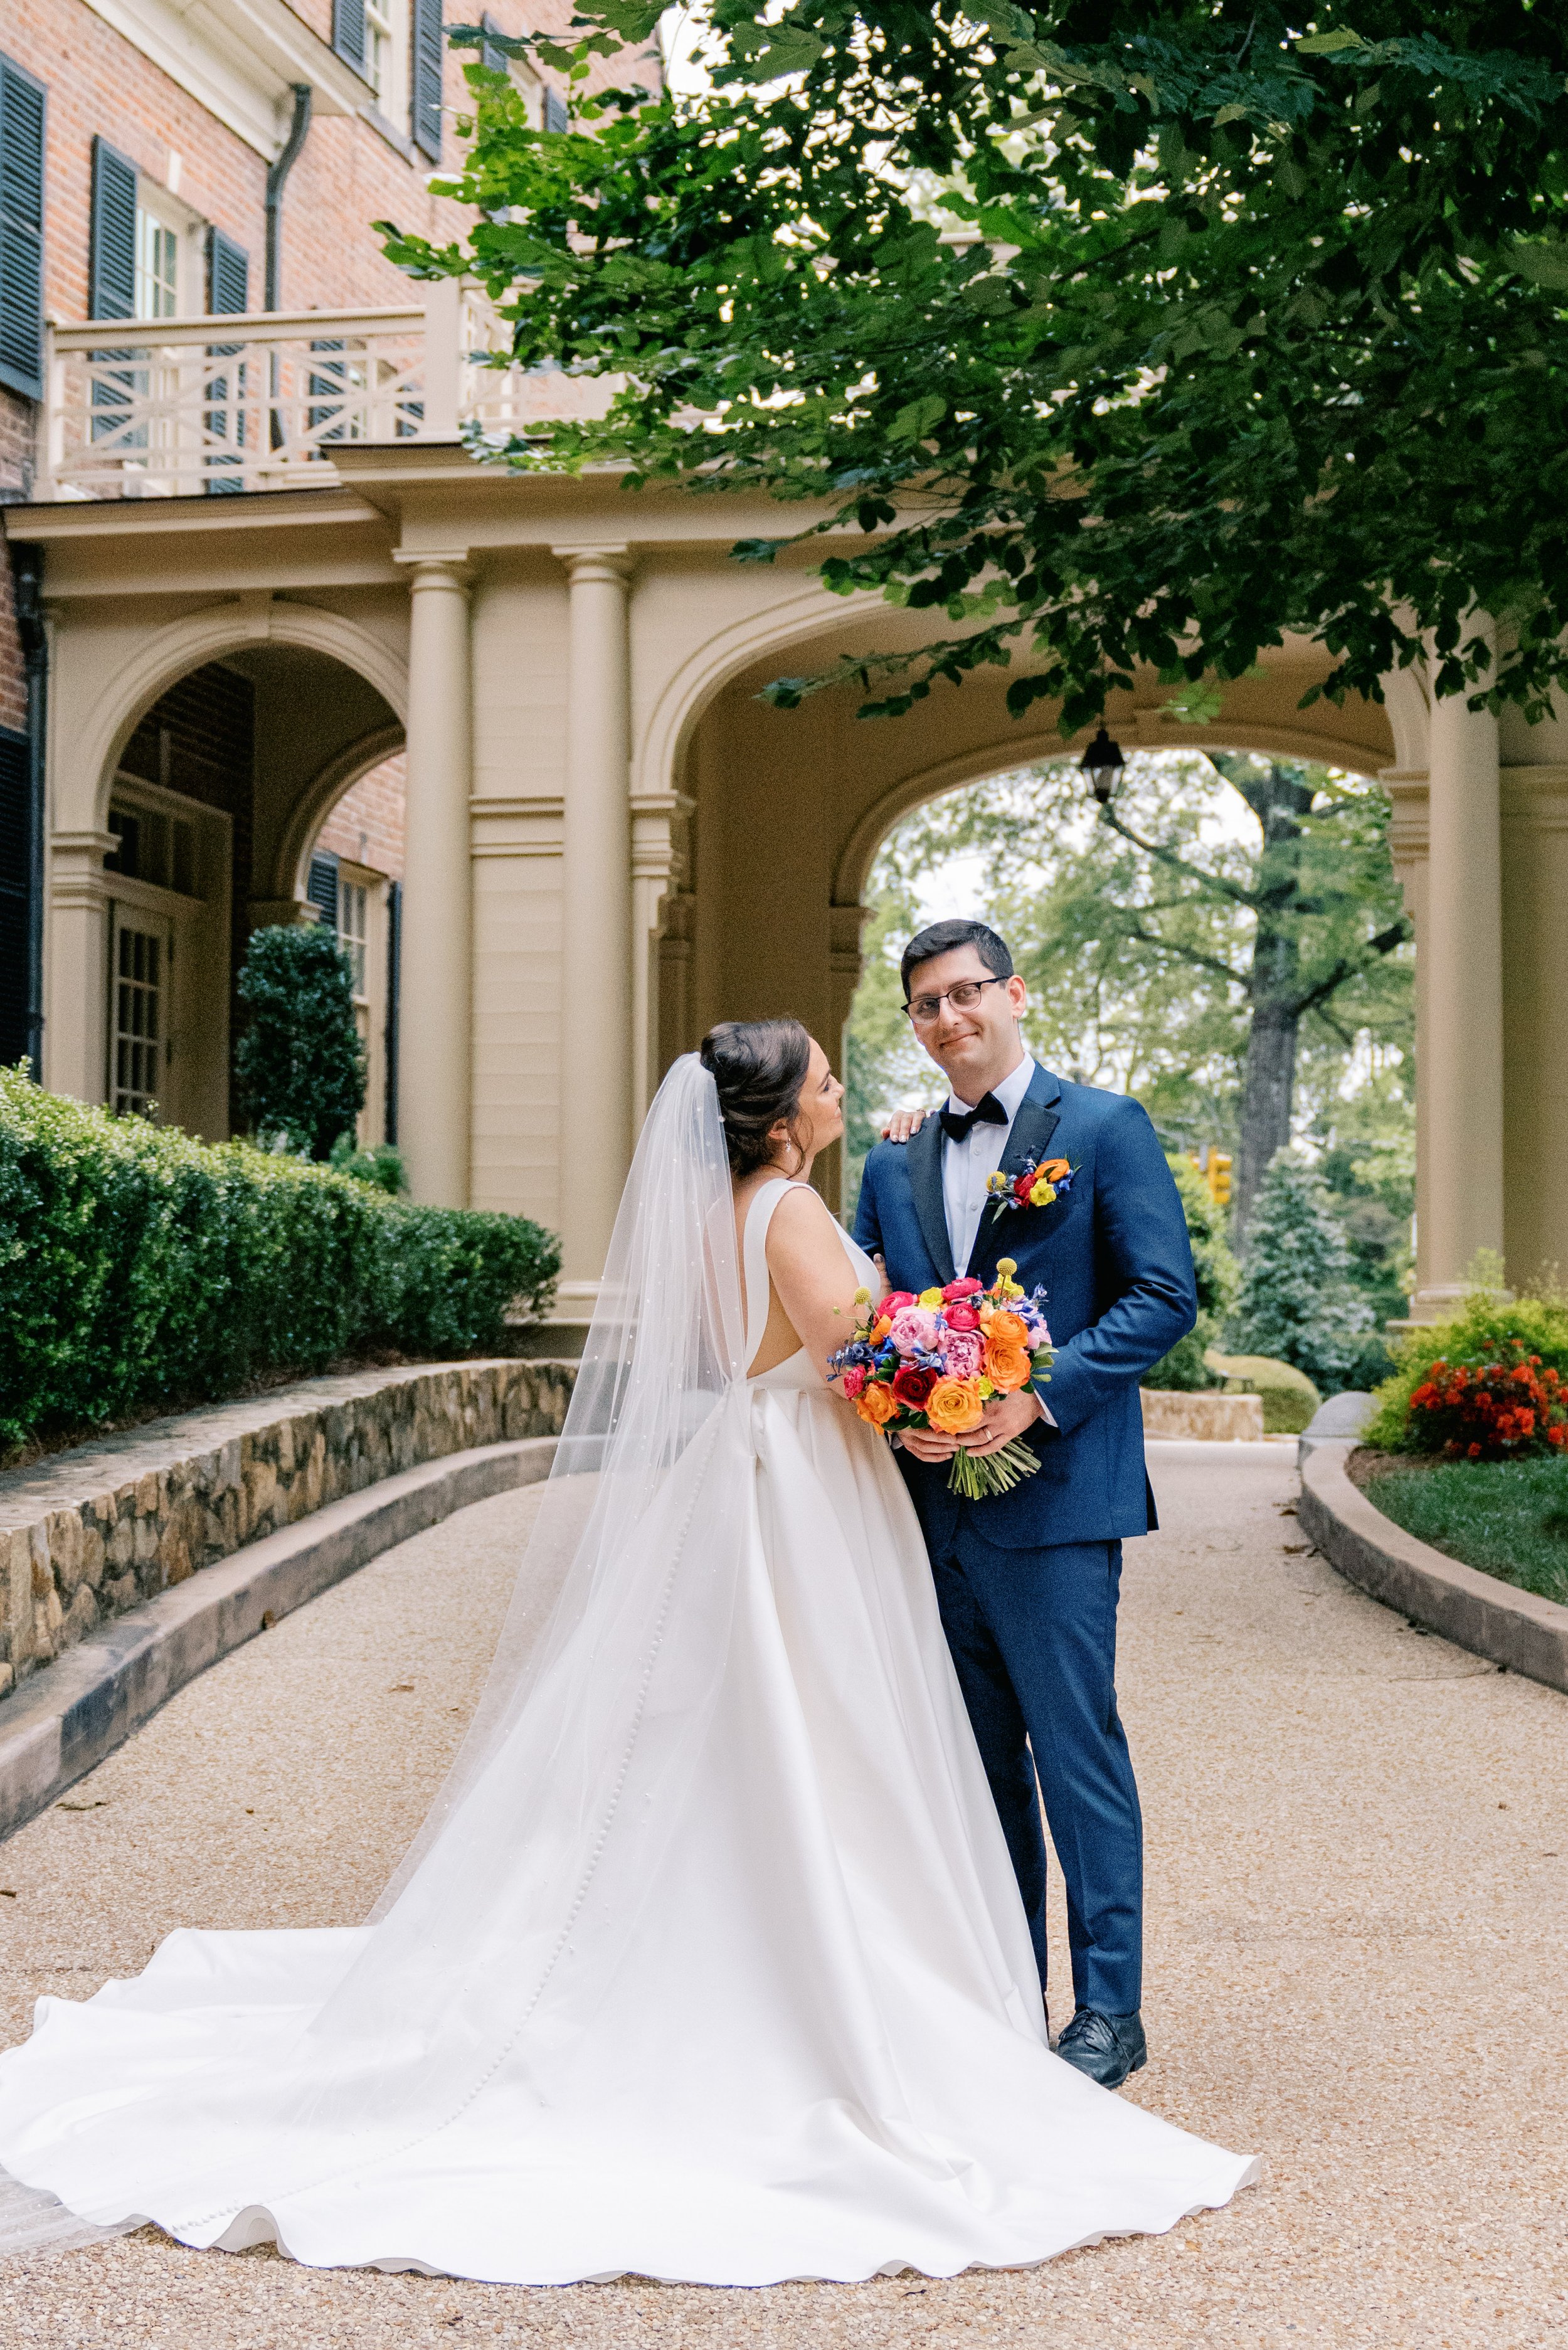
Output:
top-left (1235, 989), bottom-right (1299, 1241)
top-left (1210, 755), bottom-right (1316, 1246)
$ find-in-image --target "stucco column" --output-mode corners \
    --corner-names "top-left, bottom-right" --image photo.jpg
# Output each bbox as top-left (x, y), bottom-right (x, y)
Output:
top-left (1413, 663), bottom-right (1505, 1315)
top-left (554, 546), bottom-right (634, 1306)
top-left (395, 554), bottom-right (473, 1207)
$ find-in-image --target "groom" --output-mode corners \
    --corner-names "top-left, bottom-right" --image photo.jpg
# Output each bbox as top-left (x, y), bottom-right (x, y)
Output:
top-left (854, 919), bottom-right (1197, 2088)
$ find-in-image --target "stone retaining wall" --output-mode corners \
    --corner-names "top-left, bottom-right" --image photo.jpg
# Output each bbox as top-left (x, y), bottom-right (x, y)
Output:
top-left (0, 1362), bottom-right (576, 1703)
top-left (1140, 1389), bottom-right (1266, 1441)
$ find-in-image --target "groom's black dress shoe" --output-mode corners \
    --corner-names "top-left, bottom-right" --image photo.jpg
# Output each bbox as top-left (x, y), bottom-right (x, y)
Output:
top-left (1052, 2007), bottom-right (1147, 2089)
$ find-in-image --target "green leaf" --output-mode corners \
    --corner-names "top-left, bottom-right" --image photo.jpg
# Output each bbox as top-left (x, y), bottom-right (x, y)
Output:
top-left (887, 393), bottom-right (948, 441)
top-left (1294, 28), bottom-right (1368, 55)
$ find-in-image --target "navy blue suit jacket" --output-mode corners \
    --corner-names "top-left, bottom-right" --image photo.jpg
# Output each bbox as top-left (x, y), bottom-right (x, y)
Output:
top-left (852, 1063), bottom-right (1197, 1552)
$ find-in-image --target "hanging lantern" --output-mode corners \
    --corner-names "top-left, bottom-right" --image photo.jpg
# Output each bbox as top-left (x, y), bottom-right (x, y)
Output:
top-left (1079, 726), bottom-right (1126, 805)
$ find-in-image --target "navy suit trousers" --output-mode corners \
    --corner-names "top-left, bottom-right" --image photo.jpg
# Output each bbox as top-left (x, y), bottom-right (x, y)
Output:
top-left (930, 1523), bottom-right (1143, 2017)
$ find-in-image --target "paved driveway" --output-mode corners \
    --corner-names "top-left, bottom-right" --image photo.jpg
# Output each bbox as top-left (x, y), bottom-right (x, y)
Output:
top-left (0, 1439), bottom-right (1562, 2347)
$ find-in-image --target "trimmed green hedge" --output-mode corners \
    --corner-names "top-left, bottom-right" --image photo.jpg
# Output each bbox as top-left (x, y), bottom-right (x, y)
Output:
top-left (0, 1071), bottom-right (559, 1451)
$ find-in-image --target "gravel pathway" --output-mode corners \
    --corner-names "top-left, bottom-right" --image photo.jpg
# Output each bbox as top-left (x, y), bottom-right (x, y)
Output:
top-left (0, 1439), bottom-right (1563, 2347)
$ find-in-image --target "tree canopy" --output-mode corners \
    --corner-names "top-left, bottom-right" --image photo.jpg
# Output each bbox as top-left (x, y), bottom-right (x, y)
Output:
top-left (385, 2), bottom-right (1568, 733)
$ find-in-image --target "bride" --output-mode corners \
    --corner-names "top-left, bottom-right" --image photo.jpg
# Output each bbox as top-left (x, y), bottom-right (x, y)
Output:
top-left (0, 1022), bottom-right (1256, 2285)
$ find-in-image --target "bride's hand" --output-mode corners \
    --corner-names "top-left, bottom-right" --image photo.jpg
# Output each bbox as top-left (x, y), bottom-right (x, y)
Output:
top-left (880, 1107), bottom-right (931, 1145)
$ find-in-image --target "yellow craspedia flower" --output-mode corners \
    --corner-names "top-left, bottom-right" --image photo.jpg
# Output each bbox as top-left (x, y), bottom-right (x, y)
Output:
top-left (1029, 1179), bottom-right (1056, 1207)
top-left (853, 1288), bottom-right (872, 1306)
top-left (918, 1286), bottom-right (945, 1308)
top-left (996, 1258), bottom-right (1016, 1278)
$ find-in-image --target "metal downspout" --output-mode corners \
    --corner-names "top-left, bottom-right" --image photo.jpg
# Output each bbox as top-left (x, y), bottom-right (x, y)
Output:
top-left (11, 546), bottom-right (47, 1083)
top-left (264, 85), bottom-right (314, 312)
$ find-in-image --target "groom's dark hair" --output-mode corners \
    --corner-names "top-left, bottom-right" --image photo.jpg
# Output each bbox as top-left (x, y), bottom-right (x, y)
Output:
top-left (900, 919), bottom-right (1014, 1003)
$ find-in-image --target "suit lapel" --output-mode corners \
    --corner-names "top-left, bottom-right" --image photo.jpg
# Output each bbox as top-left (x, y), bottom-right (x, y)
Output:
top-left (965, 1064), bottom-right (1064, 1278)
top-left (906, 1108), bottom-right (956, 1286)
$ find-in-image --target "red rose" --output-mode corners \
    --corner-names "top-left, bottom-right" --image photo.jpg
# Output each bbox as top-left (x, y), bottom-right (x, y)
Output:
top-left (941, 1278), bottom-right (984, 1300)
top-left (944, 1301), bottom-right (981, 1331)
top-left (1012, 1168), bottom-right (1035, 1201)
top-left (881, 1291), bottom-right (918, 1318)
top-left (891, 1365), bottom-right (939, 1411)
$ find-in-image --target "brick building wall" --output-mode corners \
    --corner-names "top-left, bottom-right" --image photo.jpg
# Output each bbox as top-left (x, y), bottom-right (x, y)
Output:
top-left (0, 392), bottom-right (33, 734)
top-left (1, 0), bottom-right (638, 330)
top-left (314, 751), bottom-right (406, 881)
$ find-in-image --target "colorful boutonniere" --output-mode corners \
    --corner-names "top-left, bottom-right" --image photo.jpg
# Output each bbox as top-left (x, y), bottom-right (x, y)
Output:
top-left (986, 1153), bottom-right (1076, 1215)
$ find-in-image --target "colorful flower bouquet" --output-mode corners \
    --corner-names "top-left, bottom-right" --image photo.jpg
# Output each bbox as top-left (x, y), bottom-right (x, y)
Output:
top-left (828, 1258), bottom-right (1054, 1499)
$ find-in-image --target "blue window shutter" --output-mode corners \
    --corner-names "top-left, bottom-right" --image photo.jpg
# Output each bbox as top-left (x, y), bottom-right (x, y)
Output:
top-left (0, 55), bottom-right (46, 398)
top-left (307, 851), bottom-right (339, 927)
top-left (332, 0), bottom-right (367, 77)
top-left (207, 227), bottom-right (248, 315)
top-left (544, 87), bottom-right (568, 134)
top-left (205, 229), bottom-right (249, 493)
top-left (90, 136), bottom-right (137, 322)
top-left (413, 0), bottom-right (444, 159)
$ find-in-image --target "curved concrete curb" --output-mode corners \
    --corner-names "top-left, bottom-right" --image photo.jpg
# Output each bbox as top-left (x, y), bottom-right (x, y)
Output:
top-left (1299, 1439), bottom-right (1568, 1696)
top-left (0, 1436), bottom-right (557, 1844)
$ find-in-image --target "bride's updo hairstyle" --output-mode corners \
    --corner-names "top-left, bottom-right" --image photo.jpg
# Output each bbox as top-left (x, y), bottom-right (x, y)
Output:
top-left (699, 1019), bottom-right (813, 1180)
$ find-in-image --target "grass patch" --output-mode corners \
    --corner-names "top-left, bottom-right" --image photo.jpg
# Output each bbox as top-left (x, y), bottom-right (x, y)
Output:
top-left (1357, 1451), bottom-right (1568, 1606)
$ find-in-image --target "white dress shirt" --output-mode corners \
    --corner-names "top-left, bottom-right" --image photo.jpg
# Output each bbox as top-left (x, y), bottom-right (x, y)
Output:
top-left (941, 1052), bottom-right (1039, 1275)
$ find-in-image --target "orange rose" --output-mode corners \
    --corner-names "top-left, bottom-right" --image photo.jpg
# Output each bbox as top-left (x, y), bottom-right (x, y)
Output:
top-left (869, 1315), bottom-right (893, 1345)
top-left (856, 1383), bottom-right (898, 1428)
top-left (984, 1340), bottom-right (1033, 1394)
top-left (1040, 1157), bottom-right (1071, 1182)
top-left (987, 1310), bottom-right (1029, 1348)
top-left (926, 1376), bottom-right (985, 1435)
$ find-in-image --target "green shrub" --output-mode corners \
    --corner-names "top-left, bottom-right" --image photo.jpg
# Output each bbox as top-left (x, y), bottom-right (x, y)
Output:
top-left (1204, 1347), bottom-right (1322, 1434)
top-left (235, 925), bottom-right (366, 1159)
top-left (1143, 1156), bottom-right (1239, 1392)
top-left (0, 1069), bottom-right (558, 1452)
top-left (1228, 1150), bottom-right (1372, 1392)
top-left (329, 1136), bottom-right (410, 1195)
top-left (1364, 1288), bottom-right (1568, 1454)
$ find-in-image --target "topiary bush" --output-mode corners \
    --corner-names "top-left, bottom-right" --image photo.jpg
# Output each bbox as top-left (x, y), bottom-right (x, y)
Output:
top-left (1142, 1155), bottom-right (1239, 1392)
top-left (1228, 1150), bottom-right (1372, 1394)
top-left (0, 1069), bottom-right (558, 1453)
top-left (1364, 1287), bottom-right (1568, 1455)
top-left (1204, 1347), bottom-right (1322, 1435)
top-left (235, 924), bottom-right (366, 1160)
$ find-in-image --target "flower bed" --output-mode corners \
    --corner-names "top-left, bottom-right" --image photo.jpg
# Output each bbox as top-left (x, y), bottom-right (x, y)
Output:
top-left (0, 1072), bottom-right (559, 1454)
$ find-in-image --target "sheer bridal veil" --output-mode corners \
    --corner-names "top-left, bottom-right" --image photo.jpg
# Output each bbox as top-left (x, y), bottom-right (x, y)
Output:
top-left (0, 1054), bottom-right (756, 2251)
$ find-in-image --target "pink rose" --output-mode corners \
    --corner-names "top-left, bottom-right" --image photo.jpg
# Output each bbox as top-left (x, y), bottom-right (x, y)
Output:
top-left (944, 1300), bottom-right (981, 1332)
top-left (889, 1306), bottom-right (940, 1357)
top-left (943, 1330), bottom-right (983, 1380)
top-left (842, 1365), bottom-right (867, 1399)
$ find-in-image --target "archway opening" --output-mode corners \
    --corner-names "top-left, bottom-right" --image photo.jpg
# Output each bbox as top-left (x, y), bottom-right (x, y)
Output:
top-left (842, 745), bottom-right (1415, 1366)
top-left (95, 647), bottom-right (401, 1144)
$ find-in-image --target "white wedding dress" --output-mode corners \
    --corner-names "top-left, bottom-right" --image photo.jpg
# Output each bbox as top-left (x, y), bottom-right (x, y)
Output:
top-left (0, 1063), bottom-right (1255, 2284)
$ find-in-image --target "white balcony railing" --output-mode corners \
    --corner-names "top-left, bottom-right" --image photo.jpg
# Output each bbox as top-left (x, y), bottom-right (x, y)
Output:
top-left (36, 282), bottom-right (610, 501)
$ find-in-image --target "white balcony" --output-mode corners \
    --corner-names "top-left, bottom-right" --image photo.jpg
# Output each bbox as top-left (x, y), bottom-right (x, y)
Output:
top-left (36, 282), bottom-right (607, 501)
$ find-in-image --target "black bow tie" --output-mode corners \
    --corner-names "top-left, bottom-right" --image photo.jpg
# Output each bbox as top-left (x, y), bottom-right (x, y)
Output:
top-left (940, 1093), bottom-right (1009, 1144)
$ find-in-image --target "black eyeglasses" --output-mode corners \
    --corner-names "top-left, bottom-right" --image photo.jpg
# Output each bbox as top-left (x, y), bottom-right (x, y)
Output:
top-left (904, 977), bottom-right (1008, 1026)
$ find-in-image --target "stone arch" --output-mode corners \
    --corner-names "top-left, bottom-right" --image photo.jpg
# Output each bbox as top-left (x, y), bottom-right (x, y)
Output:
top-left (831, 714), bottom-right (1393, 909)
top-left (70, 600), bottom-right (408, 835)
top-left (269, 723), bottom-right (407, 907)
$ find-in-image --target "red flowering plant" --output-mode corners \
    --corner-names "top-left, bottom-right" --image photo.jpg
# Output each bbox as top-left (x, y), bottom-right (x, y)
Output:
top-left (1403, 1339), bottom-right (1568, 1462)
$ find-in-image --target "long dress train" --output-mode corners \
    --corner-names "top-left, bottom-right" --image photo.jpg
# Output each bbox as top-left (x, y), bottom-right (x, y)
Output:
top-left (0, 1076), bottom-right (1256, 2284)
